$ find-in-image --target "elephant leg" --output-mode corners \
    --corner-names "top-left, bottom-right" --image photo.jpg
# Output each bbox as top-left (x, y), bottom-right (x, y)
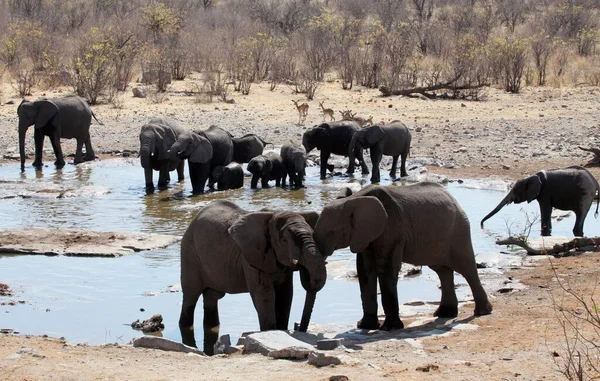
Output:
top-left (189, 162), bottom-right (209, 194)
top-left (430, 265), bottom-right (459, 318)
top-left (356, 149), bottom-right (369, 175)
top-left (356, 251), bottom-right (380, 330)
top-left (539, 202), bottom-right (553, 236)
top-left (251, 174), bottom-right (259, 189)
top-left (573, 202), bottom-right (591, 237)
top-left (261, 175), bottom-right (270, 188)
top-left (389, 156), bottom-right (399, 179)
top-left (281, 171), bottom-right (288, 187)
top-left (176, 161), bottom-right (185, 182)
top-left (84, 135), bottom-right (95, 161)
top-left (157, 166), bottom-right (170, 187)
top-left (249, 286), bottom-right (277, 331)
top-left (295, 171), bottom-right (303, 188)
top-left (202, 289), bottom-right (224, 356)
top-left (275, 175), bottom-right (282, 187)
top-left (378, 262), bottom-right (403, 330)
top-left (33, 129), bottom-right (45, 169)
top-left (144, 167), bottom-right (155, 192)
top-left (450, 248), bottom-right (493, 316)
top-left (275, 270), bottom-right (294, 330)
top-left (320, 151), bottom-right (330, 179)
top-left (49, 133), bottom-right (65, 169)
top-left (400, 153), bottom-right (408, 177)
top-left (74, 139), bottom-right (84, 164)
top-left (179, 287), bottom-right (202, 348)
top-left (370, 148), bottom-right (383, 183)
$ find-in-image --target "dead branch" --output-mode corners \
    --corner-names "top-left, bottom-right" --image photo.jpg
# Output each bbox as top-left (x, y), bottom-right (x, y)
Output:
top-left (496, 236), bottom-right (600, 256)
top-left (578, 146), bottom-right (600, 167)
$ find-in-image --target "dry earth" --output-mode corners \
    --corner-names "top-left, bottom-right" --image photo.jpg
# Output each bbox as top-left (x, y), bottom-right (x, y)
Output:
top-left (1, 78), bottom-right (600, 380)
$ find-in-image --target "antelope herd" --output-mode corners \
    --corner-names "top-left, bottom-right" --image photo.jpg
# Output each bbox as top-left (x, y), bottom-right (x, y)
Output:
top-left (294, 100), bottom-right (374, 127)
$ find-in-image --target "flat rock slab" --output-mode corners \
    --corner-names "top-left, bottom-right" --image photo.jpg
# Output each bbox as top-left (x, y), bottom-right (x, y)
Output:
top-left (132, 336), bottom-right (206, 356)
top-left (0, 228), bottom-right (181, 257)
top-left (527, 236), bottom-right (573, 251)
top-left (244, 331), bottom-right (314, 356)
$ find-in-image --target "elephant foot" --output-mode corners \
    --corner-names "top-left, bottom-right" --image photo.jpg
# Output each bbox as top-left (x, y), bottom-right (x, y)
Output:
top-left (370, 177), bottom-right (381, 184)
top-left (357, 314), bottom-right (381, 330)
top-left (433, 304), bottom-right (458, 318)
top-left (32, 160), bottom-right (43, 169)
top-left (84, 154), bottom-right (96, 162)
top-left (54, 160), bottom-right (66, 169)
top-left (380, 316), bottom-right (404, 331)
top-left (474, 301), bottom-right (493, 316)
top-left (179, 326), bottom-right (197, 348)
top-left (326, 164), bottom-right (335, 172)
top-left (400, 172), bottom-right (409, 177)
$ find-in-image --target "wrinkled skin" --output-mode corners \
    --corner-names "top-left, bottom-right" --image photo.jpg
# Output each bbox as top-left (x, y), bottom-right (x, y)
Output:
top-left (18, 96), bottom-right (99, 172)
top-left (280, 143), bottom-right (307, 189)
top-left (231, 134), bottom-right (271, 163)
top-left (179, 200), bottom-right (326, 354)
top-left (302, 120), bottom-right (368, 180)
top-left (247, 151), bottom-right (285, 189)
top-left (348, 120), bottom-right (412, 183)
top-left (139, 117), bottom-right (185, 192)
top-left (211, 162), bottom-right (244, 190)
top-left (481, 166), bottom-right (600, 237)
top-left (169, 125), bottom-right (233, 194)
top-left (314, 183), bottom-right (492, 331)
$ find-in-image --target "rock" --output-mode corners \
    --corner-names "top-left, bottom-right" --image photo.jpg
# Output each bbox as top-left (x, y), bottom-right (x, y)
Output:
top-left (214, 334), bottom-right (232, 355)
top-left (415, 127), bottom-right (422, 132)
top-left (317, 339), bottom-right (343, 350)
top-left (416, 364), bottom-right (439, 372)
top-left (329, 376), bottom-right (349, 381)
top-left (131, 314), bottom-right (164, 333)
top-left (5, 100), bottom-right (14, 105)
top-left (244, 331), bottom-right (314, 356)
top-left (0, 282), bottom-right (12, 296)
top-left (132, 87), bottom-right (147, 98)
top-left (132, 336), bottom-right (206, 356)
top-left (308, 351), bottom-right (341, 367)
top-left (268, 346), bottom-right (312, 359)
top-left (502, 164), bottom-right (511, 170)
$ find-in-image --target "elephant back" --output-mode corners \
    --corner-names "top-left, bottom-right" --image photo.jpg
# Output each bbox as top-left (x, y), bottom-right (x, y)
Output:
top-left (203, 126), bottom-right (234, 167)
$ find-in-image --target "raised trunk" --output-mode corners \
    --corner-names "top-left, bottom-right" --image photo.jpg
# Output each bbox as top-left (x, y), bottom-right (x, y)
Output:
top-left (19, 124), bottom-right (28, 171)
top-left (480, 193), bottom-right (514, 227)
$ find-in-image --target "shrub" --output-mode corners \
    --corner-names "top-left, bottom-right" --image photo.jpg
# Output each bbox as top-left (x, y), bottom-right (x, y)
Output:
top-left (489, 36), bottom-right (530, 93)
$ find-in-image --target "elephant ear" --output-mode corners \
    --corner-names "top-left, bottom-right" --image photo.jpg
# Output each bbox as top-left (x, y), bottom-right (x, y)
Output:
top-left (189, 134), bottom-right (213, 163)
top-left (298, 211), bottom-right (319, 229)
top-left (263, 158), bottom-right (273, 175)
top-left (363, 125), bottom-right (386, 147)
top-left (228, 212), bottom-right (279, 273)
top-left (525, 176), bottom-right (542, 203)
top-left (343, 196), bottom-right (387, 253)
top-left (160, 126), bottom-right (179, 161)
top-left (34, 99), bottom-right (59, 129)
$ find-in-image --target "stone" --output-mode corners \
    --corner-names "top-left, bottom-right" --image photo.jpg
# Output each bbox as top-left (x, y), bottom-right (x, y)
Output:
top-left (502, 164), bottom-right (511, 170)
top-left (317, 339), bottom-right (343, 350)
top-left (132, 336), bottom-right (206, 356)
top-left (131, 314), bottom-right (164, 333)
top-left (214, 334), bottom-right (232, 355)
top-left (268, 346), bottom-right (312, 359)
top-left (243, 331), bottom-right (314, 356)
top-left (329, 376), bottom-right (349, 381)
top-left (308, 351), bottom-right (341, 367)
top-left (132, 87), bottom-right (147, 98)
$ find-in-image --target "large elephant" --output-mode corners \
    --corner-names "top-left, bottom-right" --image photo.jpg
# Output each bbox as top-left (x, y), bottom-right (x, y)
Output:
top-left (179, 200), bottom-right (326, 354)
top-left (247, 151), bottom-right (285, 189)
top-left (481, 166), bottom-right (600, 237)
top-left (169, 125), bottom-right (233, 194)
top-left (280, 143), bottom-right (307, 189)
top-left (18, 96), bottom-right (99, 172)
top-left (302, 120), bottom-right (369, 180)
top-left (211, 162), bottom-right (244, 190)
top-left (313, 183), bottom-right (492, 331)
top-left (348, 120), bottom-right (412, 183)
top-left (232, 133), bottom-right (271, 163)
top-left (139, 117), bottom-right (185, 192)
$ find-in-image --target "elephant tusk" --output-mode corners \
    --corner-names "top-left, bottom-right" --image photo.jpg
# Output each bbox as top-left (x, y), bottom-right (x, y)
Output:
top-left (292, 259), bottom-right (299, 265)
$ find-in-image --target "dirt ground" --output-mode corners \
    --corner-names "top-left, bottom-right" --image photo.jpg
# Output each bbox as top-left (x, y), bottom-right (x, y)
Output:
top-left (1, 79), bottom-right (600, 380)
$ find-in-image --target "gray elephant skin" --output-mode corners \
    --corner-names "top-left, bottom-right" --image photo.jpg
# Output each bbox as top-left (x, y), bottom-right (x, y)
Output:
top-left (280, 143), bottom-right (307, 188)
top-left (247, 151), bottom-right (285, 189)
top-left (232, 133), bottom-right (271, 163)
top-left (314, 183), bottom-right (492, 330)
top-left (169, 125), bottom-right (233, 194)
top-left (211, 162), bottom-right (244, 190)
top-left (348, 120), bottom-right (412, 183)
top-left (178, 200), bottom-right (326, 354)
top-left (481, 166), bottom-right (600, 236)
top-left (139, 117), bottom-right (185, 191)
top-left (302, 120), bottom-right (369, 179)
top-left (18, 96), bottom-right (99, 171)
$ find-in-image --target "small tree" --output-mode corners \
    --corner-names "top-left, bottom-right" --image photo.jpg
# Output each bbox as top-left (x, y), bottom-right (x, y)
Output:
top-left (490, 37), bottom-right (529, 93)
top-left (530, 33), bottom-right (555, 86)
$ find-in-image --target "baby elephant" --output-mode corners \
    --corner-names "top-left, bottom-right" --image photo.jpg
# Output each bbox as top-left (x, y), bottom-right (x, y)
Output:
top-left (280, 143), bottom-right (307, 188)
top-left (211, 162), bottom-right (244, 191)
top-left (247, 151), bottom-right (285, 189)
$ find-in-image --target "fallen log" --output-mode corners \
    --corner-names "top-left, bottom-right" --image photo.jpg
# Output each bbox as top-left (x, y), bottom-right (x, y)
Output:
top-left (578, 146), bottom-right (600, 167)
top-left (496, 236), bottom-right (600, 256)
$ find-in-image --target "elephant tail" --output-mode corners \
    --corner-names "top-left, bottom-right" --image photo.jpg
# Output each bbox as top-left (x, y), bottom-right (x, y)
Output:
top-left (595, 184), bottom-right (599, 219)
top-left (91, 111), bottom-right (104, 126)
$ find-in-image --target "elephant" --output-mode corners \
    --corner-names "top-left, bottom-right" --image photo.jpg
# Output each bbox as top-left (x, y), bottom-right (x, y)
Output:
top-left (302, 120), bottom-right (369, 180)
top-left (313, 183), bottom-right (493, 331)
top-left (168, 125), bottom-right (234, 194)
top-left (18, 96), bottom-right (100, 172)
top-left (247, 151), bottom-right (285, 189)
top-left (481, 166), bottom-right (600, 237)
top-left (139, 117), bottom-right (185, 192)
top-left (232, 133), bottom-right (271, 163)
top-left (210, 162), bottom-right (244, 190)
top-left (280, 143), bottom-right (307, 189)
top-left (348, 120), bottom-right (412, 183)
top-left (178, 200), bottom-right (326, 354)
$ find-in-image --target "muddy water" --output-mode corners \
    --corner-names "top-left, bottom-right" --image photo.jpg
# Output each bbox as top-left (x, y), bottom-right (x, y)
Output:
top-left (1, 158), bottom-right (598, 346)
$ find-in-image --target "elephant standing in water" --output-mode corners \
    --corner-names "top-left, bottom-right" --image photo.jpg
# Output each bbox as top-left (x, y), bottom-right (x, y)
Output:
top-left (169, 125), bottom-right (233, 194)
top-left (247, 151), bottom-right (285, 189)
top-left (348, 120), bottom-right (412, 183)
top-left (179, 200), bottom-right (326, 355)
top-left (280, 143), bottom-right (307, 189)
top-left (18, 96), bottom-right (100, 171)
top-left (481, 166), bottom-right (600, 237)
top-left (314, 183), bottom-right (492, 331)
top-left (231, 134), bottom-right (271, 163)
top-left (211, 162), bottom-right (244, 190)
top-left (139, 117), bottom-right (185, 192)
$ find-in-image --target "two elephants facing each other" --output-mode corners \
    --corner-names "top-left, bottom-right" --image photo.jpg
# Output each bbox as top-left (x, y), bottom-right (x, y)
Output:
top-left (178, 200), bottom-right (326, 355)
top-left (481, 166), bottom-right (600, 237)
top-left (18, 95), bottom-right (101, 172)
top-left (313, 183), bottom-right (492, 330)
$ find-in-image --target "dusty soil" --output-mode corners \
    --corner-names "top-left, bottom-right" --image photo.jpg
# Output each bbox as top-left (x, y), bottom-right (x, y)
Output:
top-left (1, 79), bottom-right (600, 380)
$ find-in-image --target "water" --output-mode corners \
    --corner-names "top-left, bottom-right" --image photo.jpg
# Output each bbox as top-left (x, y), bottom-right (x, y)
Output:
top-left (1, 159), bottom-right (598, 346)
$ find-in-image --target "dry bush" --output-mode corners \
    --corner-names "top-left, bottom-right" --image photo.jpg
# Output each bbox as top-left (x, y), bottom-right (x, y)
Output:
top-left (488, 36), bottom-right (530, 93)
top-left (12, 68), bottom-right (38, 96)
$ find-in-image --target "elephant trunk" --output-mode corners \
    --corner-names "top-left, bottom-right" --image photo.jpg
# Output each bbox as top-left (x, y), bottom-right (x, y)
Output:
top-left (348, 134), bottom-right (361, 173)
top-left (297, 290), bottom-right (316, 333)
top-left (19, 124), bottom-right (27, 172)
top-left (140, 136), bottom-right (155, 169)
top-left (480, 192), bottom-right (514, 227)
